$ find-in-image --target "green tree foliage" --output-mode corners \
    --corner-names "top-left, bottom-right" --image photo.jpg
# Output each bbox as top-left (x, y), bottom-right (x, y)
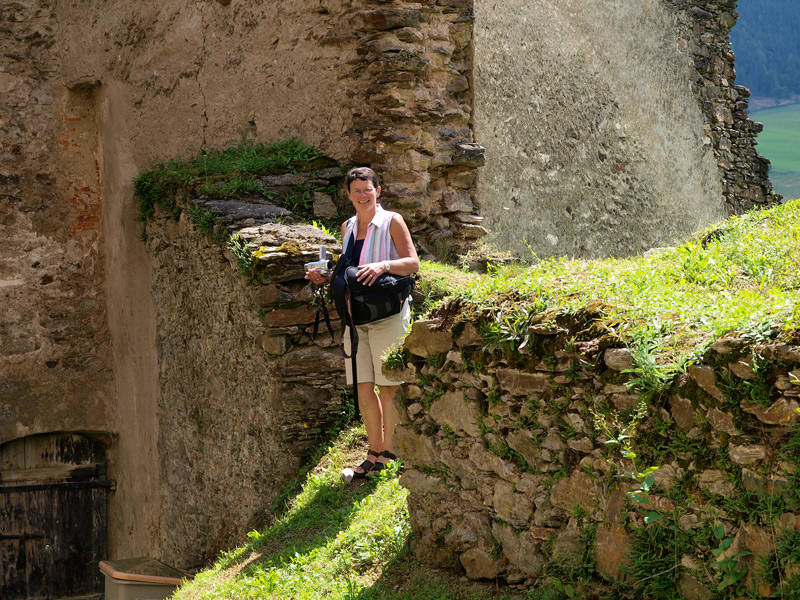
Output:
top-left (730, 0), bottom-right (800, 99)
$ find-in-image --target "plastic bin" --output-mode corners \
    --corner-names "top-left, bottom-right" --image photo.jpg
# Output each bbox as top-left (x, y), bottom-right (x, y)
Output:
top-left (99, 556), bottom-right (190, 600)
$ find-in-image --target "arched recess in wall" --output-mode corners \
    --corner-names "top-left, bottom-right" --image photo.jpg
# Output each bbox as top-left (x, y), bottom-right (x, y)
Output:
top-left (0, 432), bottom-right (113, 600)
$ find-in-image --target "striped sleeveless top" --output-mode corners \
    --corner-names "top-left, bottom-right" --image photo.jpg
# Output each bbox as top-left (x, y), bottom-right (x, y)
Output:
top-left (342, 205), bottom-right (400, 264)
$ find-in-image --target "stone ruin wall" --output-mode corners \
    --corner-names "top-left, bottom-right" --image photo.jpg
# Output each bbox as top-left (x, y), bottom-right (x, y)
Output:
top-left (392, 313), bottom-right (800, 596)
top-left (0, 0), bottom-right (780, 573)
top-left (343, 0), bottom-right (488, 257)
top-left (143, 204), bottom-right (347, 567)
top-left (1, 0), bottom-right (483, 565)
top-left (475, 0), bottom-right (778, 259)
top-left (1, 3), bottom-right (114, 453)
top-left (1, 0), bottom-right (360, 565)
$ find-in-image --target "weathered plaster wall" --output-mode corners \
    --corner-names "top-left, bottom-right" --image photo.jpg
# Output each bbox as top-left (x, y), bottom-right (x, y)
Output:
top-left (1, 3), bottom-right (113, 444)
top-left (392, 313), bottom-right (800, 596)
top-left (95, 83), bottom-right (162, 562)
top-left (474, 0), bottom-right (776, 259)
top-left (54, 0), bottom-right (361, 165)
top-left (52, 0), bottom-right (487, 257)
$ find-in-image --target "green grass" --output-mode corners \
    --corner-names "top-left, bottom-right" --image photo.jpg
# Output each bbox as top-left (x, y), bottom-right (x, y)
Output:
top-left (134, 138), bottom-right (338, 224)
top-left (428, 199), bottom-right (800, 377)
top-left (750, 103), bottom-right (800, 200)
top-left (173, 425), bottom-right (530, 600)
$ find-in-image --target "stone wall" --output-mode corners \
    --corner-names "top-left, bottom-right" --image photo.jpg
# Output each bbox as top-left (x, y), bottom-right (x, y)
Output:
top-left (392, 309), bottom-right (800, 596)
top-left (1, 3), bottom-right (114, 450)
top-left (2, 0), bottom-right (785, 579)
top-left (2, 0), bottom-right (366, 564)
top-left (474, 0), bottom-right (779, 260)
top-left (340, 0), bottom-right (487, 257)
top-left (664, 0), bottom-right (776, 214)
top-left (143, 197), bottom-right (348, 566)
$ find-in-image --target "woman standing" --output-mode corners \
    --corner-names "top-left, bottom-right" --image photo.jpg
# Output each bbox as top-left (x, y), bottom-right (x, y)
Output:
top-left (306, 167), bottom-right (419, 476)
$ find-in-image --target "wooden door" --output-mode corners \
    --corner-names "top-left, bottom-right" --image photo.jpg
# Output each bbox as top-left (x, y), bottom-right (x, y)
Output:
top-left (0, 433), bottom-right (111, 599)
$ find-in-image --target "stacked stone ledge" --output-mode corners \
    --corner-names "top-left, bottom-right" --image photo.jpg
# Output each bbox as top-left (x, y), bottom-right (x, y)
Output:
top-left (389, 307), bottom-right (800, 595)
top-left (342, 0), bottom-right (487, 258)
top-left (666, 0), bottom-right (781, 212)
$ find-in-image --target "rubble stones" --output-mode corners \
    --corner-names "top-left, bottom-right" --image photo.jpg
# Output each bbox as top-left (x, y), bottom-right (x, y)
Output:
top-left (669, 394), bottom-right (697, 430)
top-left (492, 522), bottom-right (543, 577)
top-left (460, 547), bottom-right (501, 579)
top-left (396, 312), bottom-right (800, 590)
top-left (689, 365), bottom-right (723, 400)
top-left (496, 369), bottom-right (550, 395)
top-left (493, 481), bottom-right (533, 528)
top-left (595, 524), bottom-right (631, 581)
top-left (697, 469), bottom-right (735, 497)
top-left (549, 471), bottom-right (598, 512)
top-left (730, 358), bottom-right (757, 379)
top-left (604, 348), bottom-right (634, 371)
top-left (429, 390), bottom-right (482, 437)
top-left (403, 319), bottom-right (453, 357)
top-left (741, 399), bottom-right (800, 425)
top-left (728, 444), bottom-right (767, 465)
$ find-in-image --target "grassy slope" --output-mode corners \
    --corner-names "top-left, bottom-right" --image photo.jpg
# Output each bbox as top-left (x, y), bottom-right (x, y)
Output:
top-left (174, 426), bottom-right (529, 600)
top-left (750, 103), bottom-right (800, 200)
top-left (174, 200), bottom-right (800, 600)
top-left (436, 200), bottom-right (800, 375)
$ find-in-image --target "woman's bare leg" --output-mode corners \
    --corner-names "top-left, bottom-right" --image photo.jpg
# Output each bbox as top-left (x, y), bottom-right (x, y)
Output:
top-left (356, 381), bottom-right (383, 474)
top-left (376, 384), bottom-right (400, 464)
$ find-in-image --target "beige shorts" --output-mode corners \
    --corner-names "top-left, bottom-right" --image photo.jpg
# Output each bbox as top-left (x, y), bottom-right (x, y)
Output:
top-left (343, 300), bottom-right (411, 386)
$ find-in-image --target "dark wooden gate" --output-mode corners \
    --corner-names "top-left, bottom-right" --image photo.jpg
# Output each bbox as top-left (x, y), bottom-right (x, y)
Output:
top-left (0, 433), bottom-right (111, 599)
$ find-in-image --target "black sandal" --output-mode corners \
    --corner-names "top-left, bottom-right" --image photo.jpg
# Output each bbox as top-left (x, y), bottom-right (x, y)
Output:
top-left (367, 450), bottom-right (398, 476)
top-left (352, 449), bottom-right (381, 479)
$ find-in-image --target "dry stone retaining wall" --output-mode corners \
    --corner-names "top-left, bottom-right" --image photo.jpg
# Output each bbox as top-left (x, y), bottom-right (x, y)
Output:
top-left (141, 170), bottom-right (350, 567)
top-left (392, 311), bottom-right (800, 596)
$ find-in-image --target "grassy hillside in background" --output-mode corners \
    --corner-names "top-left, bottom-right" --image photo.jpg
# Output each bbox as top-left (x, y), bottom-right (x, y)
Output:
top-left (750, 103), bottom-right (800, 200)
top-left (173, 200), bottom-right (800, 600)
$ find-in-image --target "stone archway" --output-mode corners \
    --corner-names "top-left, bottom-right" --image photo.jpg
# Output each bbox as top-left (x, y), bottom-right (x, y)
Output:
top-left (0, 433), bottom-right (112, 600)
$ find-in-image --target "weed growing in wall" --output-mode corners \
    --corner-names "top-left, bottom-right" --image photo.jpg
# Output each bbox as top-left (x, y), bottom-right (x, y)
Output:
top-left (624, 519), bottom-right (695, 600)
top-left (480, 305), bottom-right (545, 355)
top-left (542, 514), bottom-right (598, 597)
top-left (227, 234), bottom-right (254, 275)
top-left (762, 529), bottom-right (800, 595)
top-left (780, 423), bottom-right (800, 509)
top-left (381, 344), bottom-right (409, 372)
top-left (621, 321), bottom-right (688, 404)
top-left (133, 137), bottom-right (340, 233)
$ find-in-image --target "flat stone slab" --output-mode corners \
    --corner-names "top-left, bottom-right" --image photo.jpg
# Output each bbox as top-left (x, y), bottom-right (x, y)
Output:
top-left (194, 198), bottom-right (290, 227)
top-left (237, 222), bottom-right (336, 249)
